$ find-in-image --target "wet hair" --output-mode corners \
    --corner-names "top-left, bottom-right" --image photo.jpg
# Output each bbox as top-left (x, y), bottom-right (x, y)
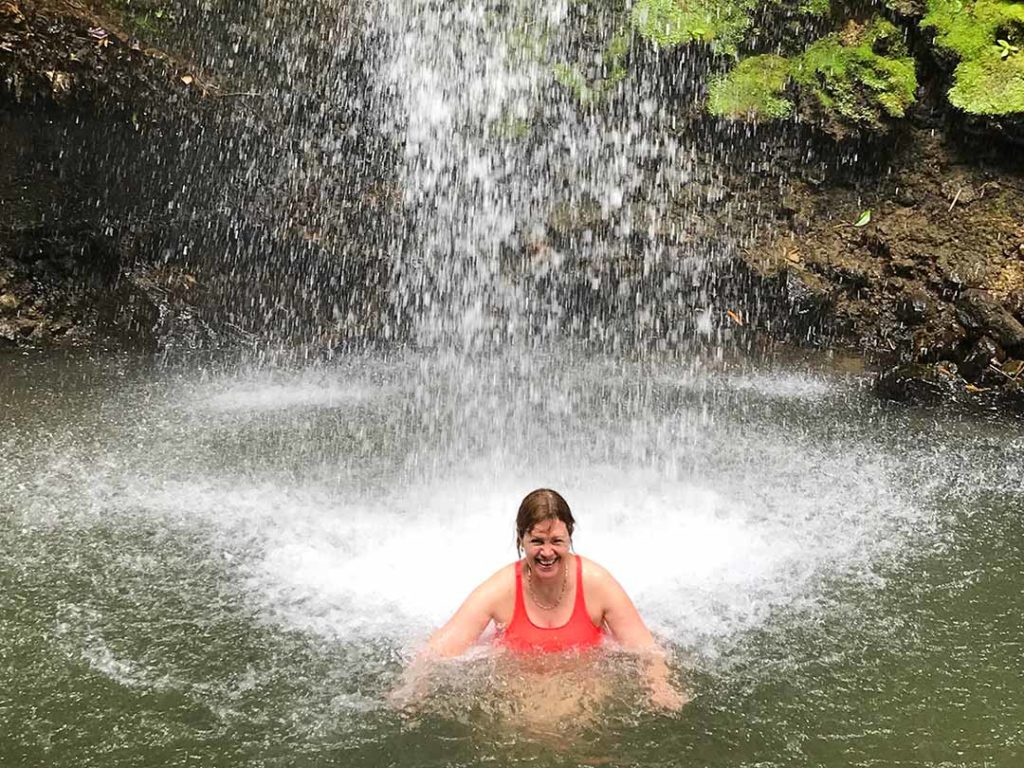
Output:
top-left (515, 488), bottom-right (575, 554)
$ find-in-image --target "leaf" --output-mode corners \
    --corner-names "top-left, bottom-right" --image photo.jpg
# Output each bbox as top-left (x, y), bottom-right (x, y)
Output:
top-left (854, 209), bottom-right (872, 227)
top-left (180, 74), bottom-right (193, 85)
top-left (726, 309), bottom-right (744, 326)
top-left (995, 39), bottom-right (1020, 59)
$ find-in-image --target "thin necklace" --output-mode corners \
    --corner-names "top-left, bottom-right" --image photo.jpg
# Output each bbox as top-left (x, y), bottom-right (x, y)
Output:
top-left (526, 558), bottom-right (569, 610)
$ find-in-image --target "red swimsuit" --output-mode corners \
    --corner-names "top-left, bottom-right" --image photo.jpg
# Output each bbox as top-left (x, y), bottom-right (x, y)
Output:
top-left (498, 555), bottom-right (604, 653)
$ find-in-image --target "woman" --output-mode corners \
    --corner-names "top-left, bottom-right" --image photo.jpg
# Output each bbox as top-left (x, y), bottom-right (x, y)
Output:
top-left (399, 488), bottom-right (687, 710)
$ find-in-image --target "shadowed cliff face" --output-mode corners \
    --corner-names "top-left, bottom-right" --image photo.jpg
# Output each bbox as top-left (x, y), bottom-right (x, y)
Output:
top-left (3, 0), bottom-right (1024, 409)
top-left (743, 130), bottom-right (1024, 408)
top-left (1, 0), bottom-right (400, 352)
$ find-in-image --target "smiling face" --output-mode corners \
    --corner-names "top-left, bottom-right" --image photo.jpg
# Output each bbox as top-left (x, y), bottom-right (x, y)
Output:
top-left (520, 518), bottom-right (571, 580)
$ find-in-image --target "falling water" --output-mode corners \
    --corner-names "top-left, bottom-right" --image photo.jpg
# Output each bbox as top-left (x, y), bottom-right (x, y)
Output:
top-left (371, 0), bottom-right (759, 349)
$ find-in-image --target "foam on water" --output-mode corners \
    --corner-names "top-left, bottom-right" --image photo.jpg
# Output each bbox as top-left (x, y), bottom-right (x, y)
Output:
top-left (199, 382), bottom-right (379, 414)
top-left (188, 366), bottom-right (396, 415)
top-left (6, 356), bottom-right (930, 669)
top-left (725, 371), bottom-right (838, 400)
top-left (54, 604), bottom-right (174, 692)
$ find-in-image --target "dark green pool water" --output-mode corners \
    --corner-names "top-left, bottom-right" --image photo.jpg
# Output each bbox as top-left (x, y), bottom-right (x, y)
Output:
top-left (2, 348), bottom-right (1021, 767)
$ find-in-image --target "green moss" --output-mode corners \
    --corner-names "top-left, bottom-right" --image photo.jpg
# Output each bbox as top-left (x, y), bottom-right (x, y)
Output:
top-left (630, 0), bottom-right (757, 54)
top-left (553, 62), bottom-right (594, 103)
top-left (552, 30), bottom-right (632, 105)
top-left (489, 113), bottom-right (532, 140)
top-left (631, 0), bottom-right (833, 53)
top-left (798, 0), bottom-right (833, 15)
top-left (791, 18), bottom-right (918, 126)
top-left (707, 54), bottom-right (794, 118)
top-left (707, 17), bottom-right (918, 130)
top-left (922, 0), bottom-right (1024, 114)
top-left (947, 56), bottom-right (1024, 113)
top-left (105, 0), bottom-right (177, 38)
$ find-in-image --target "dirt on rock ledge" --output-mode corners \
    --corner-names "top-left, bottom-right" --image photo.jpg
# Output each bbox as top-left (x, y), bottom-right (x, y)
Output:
top-left (746, 129), bottom-right (1024, 408)
top-left (1, 0), bottom-right (210, 349)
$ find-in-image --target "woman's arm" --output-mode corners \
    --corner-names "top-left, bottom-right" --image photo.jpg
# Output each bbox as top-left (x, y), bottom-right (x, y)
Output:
top-left (594, 564), bottom-right (689, 711)
top-left (390, 568), bottom-right (506, 708)
top-left (425, 578), bottom-right (500, 657)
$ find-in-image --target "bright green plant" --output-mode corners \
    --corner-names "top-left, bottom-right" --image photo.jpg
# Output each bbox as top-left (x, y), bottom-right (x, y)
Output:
top-left (708, 18), bottom-right (918, 130)
top-left (707, 54), bottom-right (794, 118)
top-left (922, 0), bottom-right (1024, 114)
top-left (630, 0), bottom-right (758, 54)
top-left (792, 19), bottom-right (917, 125)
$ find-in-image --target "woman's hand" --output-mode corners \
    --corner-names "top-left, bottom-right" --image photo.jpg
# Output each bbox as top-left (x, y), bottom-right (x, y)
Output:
top-left (387, 656), bottom-right (434, 711)
top-left (642, 651), bottom-right (690, 712)
top-left (647, 675), bottom-right (690, 711)
top-left (387, 676), bottom-right (424, 711)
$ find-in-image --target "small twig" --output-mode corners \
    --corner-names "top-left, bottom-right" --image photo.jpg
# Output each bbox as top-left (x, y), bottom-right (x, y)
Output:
top-left (947, 187), bottom-right (962, 212)
top-left (987, 360), bottom-right (1022, 381)
top-left (211, 91), bottom-right (262, 98)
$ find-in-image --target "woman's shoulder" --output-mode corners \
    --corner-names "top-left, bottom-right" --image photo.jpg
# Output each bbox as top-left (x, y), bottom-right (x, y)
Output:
top-left (577, 555), bottom-right (635, 616)
top-left (473, 561), bottom-right (519, 598)
top-left (576, 555), bottom-right (616, 587)
top-left (453, 562), bottom-right (517, 620)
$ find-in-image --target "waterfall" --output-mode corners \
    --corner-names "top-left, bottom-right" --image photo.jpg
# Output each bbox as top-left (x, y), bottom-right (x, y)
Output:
top-left (369, 0), bottom-right (736, 350)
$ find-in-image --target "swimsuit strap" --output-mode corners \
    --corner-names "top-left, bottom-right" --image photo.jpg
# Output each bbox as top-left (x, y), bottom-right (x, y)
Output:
top-left (571, 553), bottom-right (586, 617)
top-left (513, 558), bottom-right (528, 619)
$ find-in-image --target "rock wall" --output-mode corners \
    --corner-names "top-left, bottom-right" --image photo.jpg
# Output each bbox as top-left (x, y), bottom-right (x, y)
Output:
top-left (1, 0), bottom-right (399, 353)
top-left (745, 128), bottom-right (1024, 407)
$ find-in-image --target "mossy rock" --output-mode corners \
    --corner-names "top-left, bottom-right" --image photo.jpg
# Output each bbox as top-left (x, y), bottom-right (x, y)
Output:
top-left (630, 0), bottom-right (758, 54)
top-left (104, 0), bottom-right (180, 39)
top-left (552, 30), bottom-right (631, 105)
top-left (922, 0), bottom-right (1024, 114)
top-left (708, 18), bottom-right (917, 132)
top-left (792, 19), bottom-right (918, 127)
top-left (707, 54), bottom-right (795, 118)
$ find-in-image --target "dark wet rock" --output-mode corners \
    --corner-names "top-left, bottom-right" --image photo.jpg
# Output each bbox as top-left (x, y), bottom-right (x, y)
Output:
top-left (955, 289), bottom-right (1024, 355)
top-left (547, 198), bottom-right (606, 239)
top-left (779, 193), bottom-right (801, 217)
top-left (911, 312), bottom-right (966, 361)
top-left (940, 177), bottom-right (981, 207)
top-left (893, 186), bottom-right (919, 207)
top-left (1005, 289), bottom-right (1024, 323)
top-left (875, 362), bottom-right (964, 404)
top-left (743, 128), bottom-right (1024, 407)
top-left (2, 0), bottom-right (398, 353)
top-left (936, 250), bottom-right (995, 289)
top-left (957, 335), bottom-right (1004, 381)
top-left (896, 287), bottom-right (935, 324)
top-left (0, 0), bottom-right (194, 113)
top-left (888, 256), bottom-right (918, 278)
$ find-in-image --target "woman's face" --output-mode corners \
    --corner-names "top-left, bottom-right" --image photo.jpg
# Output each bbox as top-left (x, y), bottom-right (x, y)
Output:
top-left (520, 519), bottom-right (571, 580)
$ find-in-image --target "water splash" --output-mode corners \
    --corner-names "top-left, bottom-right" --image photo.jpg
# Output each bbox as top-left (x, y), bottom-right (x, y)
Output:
top-left (371, 0), bottom-right (743, 349)
top-left (5, 355), bottom-right (934, 661)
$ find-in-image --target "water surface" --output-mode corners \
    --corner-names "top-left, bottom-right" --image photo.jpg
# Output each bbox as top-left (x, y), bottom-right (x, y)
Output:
top-left (2, 347), bottom-right (1022, 766)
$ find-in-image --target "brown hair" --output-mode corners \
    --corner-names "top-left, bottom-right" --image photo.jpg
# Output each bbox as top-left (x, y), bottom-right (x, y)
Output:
top-left (515, 488), bottom-right (575, 554)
